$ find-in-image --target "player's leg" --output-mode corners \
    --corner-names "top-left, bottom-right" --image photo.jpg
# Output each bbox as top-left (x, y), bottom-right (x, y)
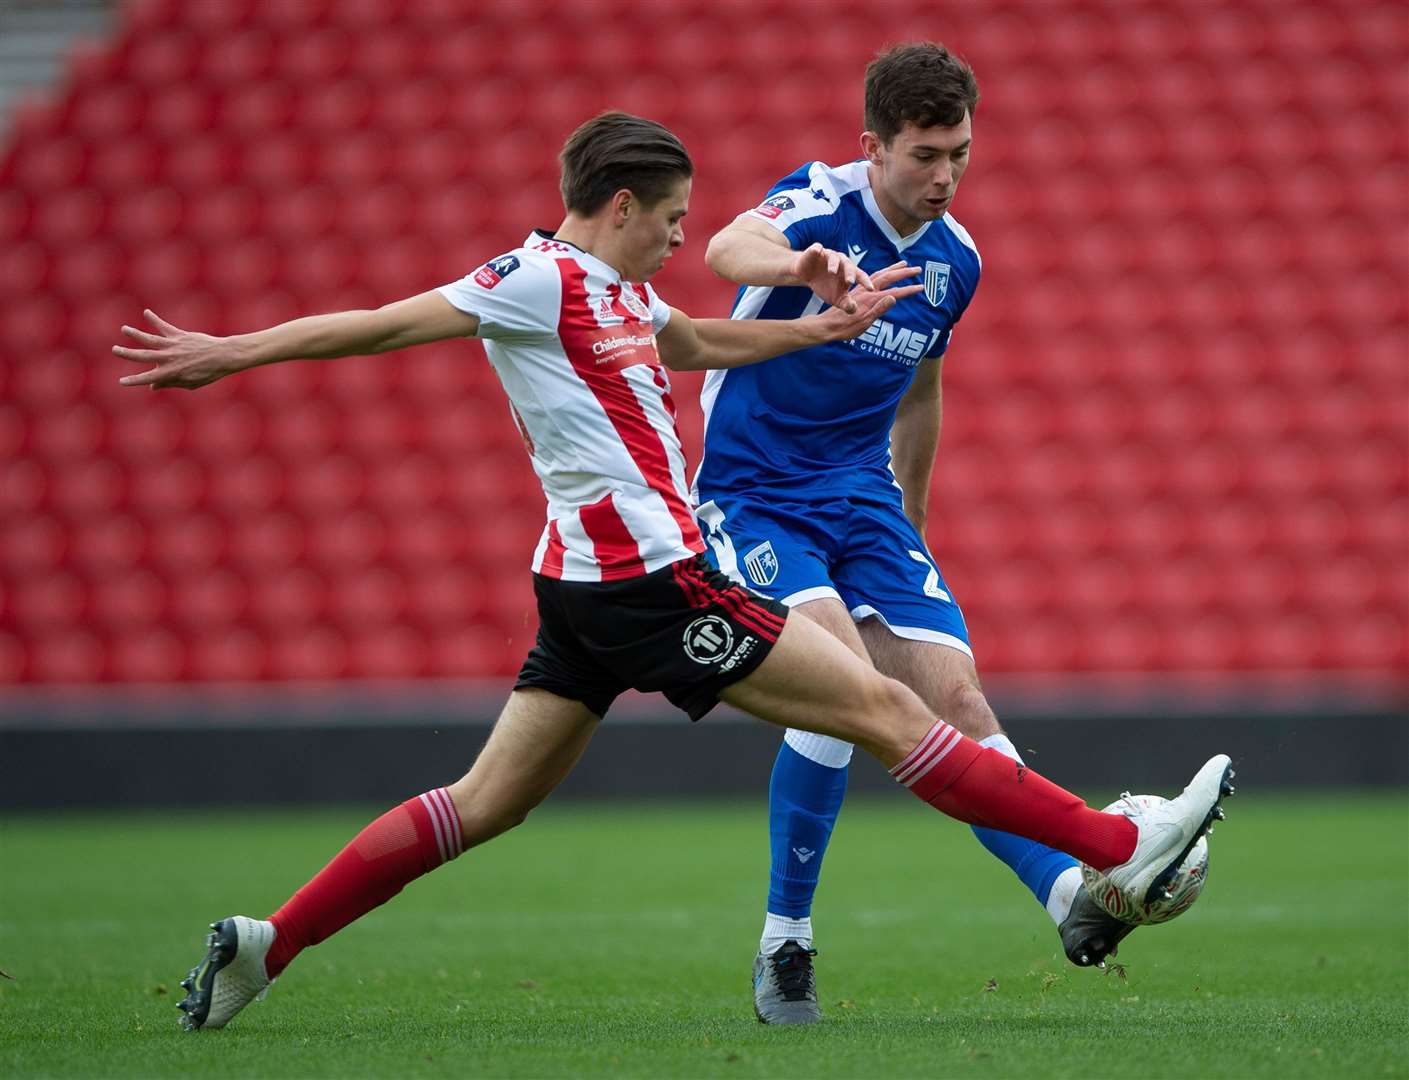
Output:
top-left (763, 599), bottom-right (864, 944)
top-left (695, 496), bottom-right (865, 987)
top-left (752, 597), bottom-right (867, 1022)
top-left (856, 625), bottom-right (1118, 962)
top-left (720, 608), bottom-right (1232, 905)
top-left (176, 688), bottom-right (600, 1031)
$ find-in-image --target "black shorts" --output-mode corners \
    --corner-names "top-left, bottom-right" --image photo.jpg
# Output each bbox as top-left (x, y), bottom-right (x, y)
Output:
top-left (514, 553), bottom-right (790, 721)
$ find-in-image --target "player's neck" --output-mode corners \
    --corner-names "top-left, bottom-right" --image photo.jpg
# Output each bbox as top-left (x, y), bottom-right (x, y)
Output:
top-left (866, 165), bottom-right (925, 238)
top-left (552, 215), bottom-right (632, 280)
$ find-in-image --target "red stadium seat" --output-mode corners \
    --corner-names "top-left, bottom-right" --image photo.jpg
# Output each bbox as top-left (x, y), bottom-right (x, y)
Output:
top-left (3, 0), bottom-right (1404, 686)
top-left (109, 628), bottom-right (188, 681)
top-left (267, 625), bottom-right (348, 680)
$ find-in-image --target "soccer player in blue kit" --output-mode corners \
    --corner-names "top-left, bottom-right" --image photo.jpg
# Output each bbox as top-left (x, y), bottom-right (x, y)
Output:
top-left (700, 43), bottom-right (1136, 1023)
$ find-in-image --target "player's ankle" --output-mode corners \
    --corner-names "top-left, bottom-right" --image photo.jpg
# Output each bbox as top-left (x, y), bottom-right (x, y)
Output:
top-left (761, 912), bottom-right (813, 953)
top-left (1044, 866), bottom-right (1082, 925)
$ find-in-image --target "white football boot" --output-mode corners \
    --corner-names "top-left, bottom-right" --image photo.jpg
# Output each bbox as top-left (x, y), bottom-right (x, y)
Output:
top-left (1101, 755), bottom-right (1235, 907)
top-left (176, 915), bottom-right (276, 1031)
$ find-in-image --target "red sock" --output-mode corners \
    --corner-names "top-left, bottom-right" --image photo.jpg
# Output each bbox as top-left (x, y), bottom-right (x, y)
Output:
top-left (264, 788), bottom-right (464, 978)
top-left (891, 721), bottom-right (1137, 870)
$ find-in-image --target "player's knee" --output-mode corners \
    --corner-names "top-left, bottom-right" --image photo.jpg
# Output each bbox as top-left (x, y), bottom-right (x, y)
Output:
top-left (457, 802), bottom-right (533, 848)
top-left (942, 680), bottom-right (999, 739)
top-left (860, 672), bottom-right (935, 759)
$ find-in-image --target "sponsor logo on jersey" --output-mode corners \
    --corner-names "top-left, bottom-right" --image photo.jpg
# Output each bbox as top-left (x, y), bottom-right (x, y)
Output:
top-left (619, 288), bottom-right (651, 321)
top-left (854, 318), bottom-right (944, 366)
top-left (683, 615), bottom-right (734, 664)
top-left (596, 297), bottom-right (615, 322)
top-left (473, 254), bottom-right (520, 289)
top-left (753, 193), bottom-right (795, 220)
top-left (743, 541), bottom-right (779, 586)
top-left (924, 260), bottom-right (951, 306)
top-left (589, 330), bottom-right (658, 369)
top-left (847, 243), bottom-right (869, 264)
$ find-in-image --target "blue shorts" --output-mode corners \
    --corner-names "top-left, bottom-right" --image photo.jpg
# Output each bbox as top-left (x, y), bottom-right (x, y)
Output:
top-left (695, 492), bottom-right (972, 658)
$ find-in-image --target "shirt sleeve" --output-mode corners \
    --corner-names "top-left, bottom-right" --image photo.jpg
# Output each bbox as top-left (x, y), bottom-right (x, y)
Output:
top-left (644, 285), bottom-right (672, 334)
top-left (739, 162), bottom-right (844, 252)
top-left (437, 251), bottom-right (559, 341)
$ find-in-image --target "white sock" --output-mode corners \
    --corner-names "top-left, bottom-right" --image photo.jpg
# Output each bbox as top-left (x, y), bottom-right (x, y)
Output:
top-left (979, 732), bottom-right (1023, 763)
top-left (1045, 866), bottom-right (1082, 925)
top-left (760, 912), bottom-right (812, 954)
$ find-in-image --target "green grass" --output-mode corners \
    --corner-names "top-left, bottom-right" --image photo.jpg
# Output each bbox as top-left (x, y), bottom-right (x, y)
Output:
top-left (2, 792), bottom-right (1407, 1078)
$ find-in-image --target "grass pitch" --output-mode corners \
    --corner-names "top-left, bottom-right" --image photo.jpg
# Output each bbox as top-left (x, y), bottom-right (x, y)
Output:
top-left (2, 792), bottom-right (1406, 1078)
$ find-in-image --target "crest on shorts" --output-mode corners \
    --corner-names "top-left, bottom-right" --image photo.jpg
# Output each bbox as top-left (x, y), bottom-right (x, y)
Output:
top-left (743, 541), bottom-right (779, 587)
top-left (923, 261), bottom-right (951, 307)
top-left (683, 615), bottom-right (734, 665)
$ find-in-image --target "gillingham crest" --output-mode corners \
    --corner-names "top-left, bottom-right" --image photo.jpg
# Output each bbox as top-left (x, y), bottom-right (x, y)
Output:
top-left (743, 541), bottom-right (779, 586)
top-left (923, 261), bottom-right (951, 306)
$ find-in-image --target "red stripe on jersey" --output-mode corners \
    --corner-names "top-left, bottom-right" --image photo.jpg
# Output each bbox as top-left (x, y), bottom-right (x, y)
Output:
top-left (651, 366), bottom-right (679, 427)
top-left (579, 493), bottom-right (646, 580)
top-left (557, 263), bottom-right (704, 564)
top-left (539, 519), bottom-right (566, 579)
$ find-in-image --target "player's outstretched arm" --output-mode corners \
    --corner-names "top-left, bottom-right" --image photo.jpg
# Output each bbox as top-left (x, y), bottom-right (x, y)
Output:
top-left (658, 263), bottom-right (922, 373)
top-left (706, 216), bottom-right (874, 312)
top-left (114, 292), bottom-right (480, 390)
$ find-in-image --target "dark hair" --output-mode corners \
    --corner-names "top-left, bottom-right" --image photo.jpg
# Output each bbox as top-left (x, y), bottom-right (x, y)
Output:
top-left (559, 111), bottom-right (694, 215)
top-left (864, 43), bottom-right (980, 145)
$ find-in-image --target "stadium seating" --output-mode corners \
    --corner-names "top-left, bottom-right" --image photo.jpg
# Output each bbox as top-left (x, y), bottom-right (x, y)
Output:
top-left (1, 0), bottom-right (1405, 682)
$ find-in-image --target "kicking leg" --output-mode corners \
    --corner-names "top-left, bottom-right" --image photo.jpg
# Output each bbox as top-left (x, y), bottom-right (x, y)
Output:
top-left (857, 625), bottom-right (1114, 963)
top-left (723, 611), bottom-right (1230, 917)
top-left (177, 689), bottom-right (599, 1031)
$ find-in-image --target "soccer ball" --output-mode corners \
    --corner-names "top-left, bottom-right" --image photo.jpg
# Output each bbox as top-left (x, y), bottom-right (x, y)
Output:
top-left (1081, 794), bottom-right (1210, 926)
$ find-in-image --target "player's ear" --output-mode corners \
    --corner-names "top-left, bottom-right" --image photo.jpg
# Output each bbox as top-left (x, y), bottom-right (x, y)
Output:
top-left (611, 188), bottom-right (634, 228)
top-left (860, 131), bottom-right (883, 167)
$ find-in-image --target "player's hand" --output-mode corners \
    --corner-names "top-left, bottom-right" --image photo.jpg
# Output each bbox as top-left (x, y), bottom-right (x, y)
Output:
top-left (809, 262), bottom-right (924, 342)
top-left (790, 243), bottom-right (875, 313)
top-left (113, 310), bottom-right (243, 390)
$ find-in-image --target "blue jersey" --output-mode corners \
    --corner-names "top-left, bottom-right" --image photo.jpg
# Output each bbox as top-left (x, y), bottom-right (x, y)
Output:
top-left (694, 160), bottom-right (980, 504)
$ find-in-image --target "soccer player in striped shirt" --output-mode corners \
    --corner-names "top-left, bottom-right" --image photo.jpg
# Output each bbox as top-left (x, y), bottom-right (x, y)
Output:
top-left (114, 111), bottom-right (1231, 1033)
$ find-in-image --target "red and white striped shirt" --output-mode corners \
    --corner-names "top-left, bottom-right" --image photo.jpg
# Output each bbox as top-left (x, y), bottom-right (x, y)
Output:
top-left (438, 231), bottom-right (705, 582)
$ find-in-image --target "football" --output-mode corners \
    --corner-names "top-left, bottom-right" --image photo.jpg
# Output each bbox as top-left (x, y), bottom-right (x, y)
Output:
top-left (1081, 794), bottom-right (1211, 925)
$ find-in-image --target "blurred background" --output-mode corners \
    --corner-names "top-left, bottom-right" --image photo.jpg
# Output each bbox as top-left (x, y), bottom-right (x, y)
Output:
top-left (1, 0), bottom-right (1405, 807)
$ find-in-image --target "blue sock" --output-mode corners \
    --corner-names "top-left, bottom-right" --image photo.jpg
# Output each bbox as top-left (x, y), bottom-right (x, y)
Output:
top-left (969, 734), bottom-right (1079, 910)
top-left (767, 741), bottom-right (849, 918)
top-left (971, 825), bottom-right (1078, 909)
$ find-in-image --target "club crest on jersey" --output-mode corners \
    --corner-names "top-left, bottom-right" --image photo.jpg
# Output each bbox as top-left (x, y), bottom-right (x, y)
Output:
top-left (753, 194), bottom-right (795, 220)
top-left (683, 615), bottom-right (734, 664)
top-left (473, 255), bottom-right (520, 290)
top-left (619, 288), bottom-right (651, 321)
top-left (743, 541), bottom-right (779, 587)
top-left (923, 261), bottom-right (951, 307)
